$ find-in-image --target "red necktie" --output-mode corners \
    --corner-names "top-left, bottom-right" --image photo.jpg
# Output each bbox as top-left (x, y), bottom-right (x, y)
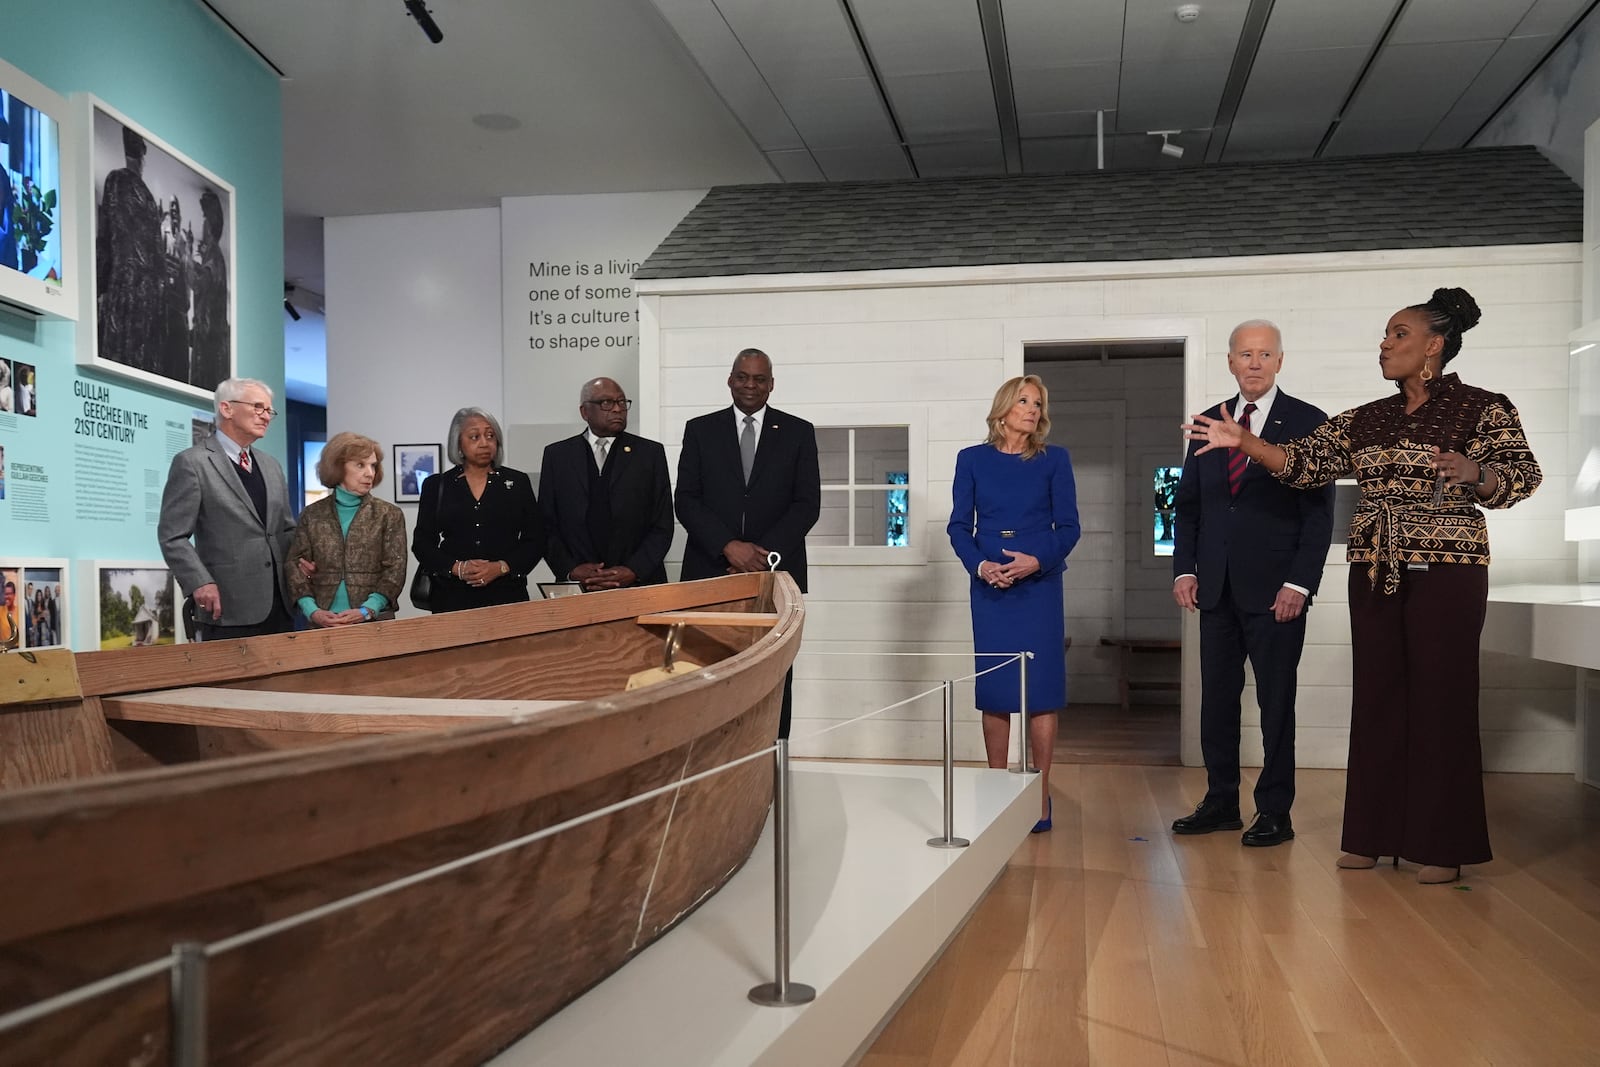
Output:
top-left (1227, 403), bottom-right (1256, 496)
top-left (238, 450), bottom-right (252, 473)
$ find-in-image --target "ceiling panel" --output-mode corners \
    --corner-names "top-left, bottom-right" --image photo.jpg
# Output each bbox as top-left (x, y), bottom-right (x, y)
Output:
top-left (851, 0), bottom-right (989, 73)
top-left (809, 144), bottom-right (919, 181)
top-left (1222, 121), bottom-right (1329, 161)
top-left (1254, 0), bottom-right (1403, 51)
top-left (1116, 65), bottom-right (1234, 133)
top-left (1018, 107), bottom-right (1117, 140)
top-left (714, 0), bottom-right (902, 152)
top-left (1389, 0), bottom-right (1537, 44)
top-left (1003, 0), bottom-right (1130, 69)
top-left (1334, 38), bottom-right (1501, 122)
top-left (1116, 0), bottom-right (1252, 133)
top-left (1423, 33), bottom-right (1556, 149)
top-left (910, 140), bottom-right (1007, 176)
top-left (1011, 63), bottom-right (1122, 121)
top-left (1020, 136), bottom-right (1100, 174)
top-left (1511, 0), bottom-right (1594, 36)
top-left (765, 149), bottom-right (827, 182)
top-left (1231, 47), bottom-right (1369, 127)
top-left (651, 0), bottom-right (808, 150)
top-left (882, 71), bottom-right (1001, 141)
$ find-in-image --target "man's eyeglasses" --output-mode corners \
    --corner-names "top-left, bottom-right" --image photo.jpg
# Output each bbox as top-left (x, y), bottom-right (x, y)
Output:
top-left (227, 401), bottom-right (278, 418)
top-left (584, 398), bottom-right (633, 412)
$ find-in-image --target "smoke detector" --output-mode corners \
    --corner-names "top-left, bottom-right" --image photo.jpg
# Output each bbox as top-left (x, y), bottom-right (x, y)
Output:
top-left (1176, 4), bottom-right (1201, 21)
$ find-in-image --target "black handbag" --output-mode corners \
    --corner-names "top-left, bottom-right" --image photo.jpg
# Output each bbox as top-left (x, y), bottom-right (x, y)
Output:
top-left (408, 567), bottom-right (432, 612)
top-left (409, 474), bottom-right (445, 612)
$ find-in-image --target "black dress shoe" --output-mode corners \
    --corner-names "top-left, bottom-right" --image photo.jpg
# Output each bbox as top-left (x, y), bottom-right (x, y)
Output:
top-left (1241, 812), bottom-right (1294, 847)
top-left (1171, 800), bottom-right (1244, 835)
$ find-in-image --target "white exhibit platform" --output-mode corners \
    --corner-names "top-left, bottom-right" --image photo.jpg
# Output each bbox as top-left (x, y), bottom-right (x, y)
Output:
top-left (493, 761), bottom-right (1040, 1067)
top-left (1483, 583), bottom-right (1600, 670)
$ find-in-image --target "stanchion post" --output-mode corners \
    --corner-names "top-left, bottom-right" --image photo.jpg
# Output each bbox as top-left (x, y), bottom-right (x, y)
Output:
top-left (749, 738), bottom-right (816, 1007)
top-left (170, 941), bottom-right (207, 1067)
top-left (928, 680), bottom-right (971, 849)
top-left (1012, 651), bottom-right (1036, 774)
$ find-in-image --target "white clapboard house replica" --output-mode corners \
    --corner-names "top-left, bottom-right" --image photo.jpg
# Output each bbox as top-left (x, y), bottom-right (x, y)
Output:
top-left (635, 145), bottom-right (1584, 773)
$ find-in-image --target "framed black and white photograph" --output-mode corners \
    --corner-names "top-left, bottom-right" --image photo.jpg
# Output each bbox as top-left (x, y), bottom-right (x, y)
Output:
top-left (91, 561), bottom-right (176, 650)
top-left (0, 557), bottom-right (69, 651)
top-left (80, 97), bottom-right (235, 402)
top-left (393, 442), bottom-right (441, 503)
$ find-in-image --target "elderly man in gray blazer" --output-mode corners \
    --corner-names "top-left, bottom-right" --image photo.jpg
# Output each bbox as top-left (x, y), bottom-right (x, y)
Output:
top-left (158, 377), bottom-right (296, 639)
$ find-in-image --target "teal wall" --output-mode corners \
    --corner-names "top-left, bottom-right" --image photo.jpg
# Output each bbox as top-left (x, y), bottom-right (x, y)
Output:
top-left (0, 0), bottom-right (282, 648)
top-left (0, 0), bottom-right (283, 449)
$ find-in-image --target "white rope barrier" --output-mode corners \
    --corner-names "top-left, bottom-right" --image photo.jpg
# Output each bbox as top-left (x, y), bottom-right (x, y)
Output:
top-left (0, 953), bottom-right (173, 1036)
top-left (0, 648), bottom-right (1032, 1034)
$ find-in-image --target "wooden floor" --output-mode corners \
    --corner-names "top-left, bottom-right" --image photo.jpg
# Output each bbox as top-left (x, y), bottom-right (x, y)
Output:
top-left (1057, 702), bottom-right (1180, 766)
top-left (861, 764), bottom-right (1600, 1066)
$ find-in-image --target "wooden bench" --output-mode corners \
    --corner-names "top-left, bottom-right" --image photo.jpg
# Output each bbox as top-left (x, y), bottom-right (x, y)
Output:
top-left (1098, 637), bottom-right (1180, 713)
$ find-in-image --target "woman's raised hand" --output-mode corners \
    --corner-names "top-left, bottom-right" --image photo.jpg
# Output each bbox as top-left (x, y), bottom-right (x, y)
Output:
top-left (1181, 405), bottom-right (1245, 455)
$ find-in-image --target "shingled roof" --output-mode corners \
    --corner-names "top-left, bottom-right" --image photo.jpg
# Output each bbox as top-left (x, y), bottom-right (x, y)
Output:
top-left (636, 146), bottom-right (1581, 280)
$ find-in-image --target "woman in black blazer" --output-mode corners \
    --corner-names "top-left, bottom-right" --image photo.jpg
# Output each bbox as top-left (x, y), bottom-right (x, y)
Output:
top-left (412, 407), bottom-right (545, 612)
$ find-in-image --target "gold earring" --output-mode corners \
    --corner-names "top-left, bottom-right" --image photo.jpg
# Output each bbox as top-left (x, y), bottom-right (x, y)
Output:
top-left (1420, 360), bottom-right (1432, 382)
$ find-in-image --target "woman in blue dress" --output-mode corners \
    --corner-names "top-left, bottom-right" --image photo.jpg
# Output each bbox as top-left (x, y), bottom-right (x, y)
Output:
top-left (948, 375), bottom-right (1081, 832)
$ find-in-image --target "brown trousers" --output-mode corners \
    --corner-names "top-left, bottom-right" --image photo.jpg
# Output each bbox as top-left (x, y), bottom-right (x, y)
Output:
top-left (1343, 563), bottom-right (1491, 867)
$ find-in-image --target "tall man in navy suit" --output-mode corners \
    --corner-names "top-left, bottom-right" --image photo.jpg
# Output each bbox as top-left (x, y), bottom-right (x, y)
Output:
top-left (676, 348), bottom-right (820, 736)
top-left (538, 377), bottom-right (674, 590)
top-left (1170, 321), bottom-right (1334, 847)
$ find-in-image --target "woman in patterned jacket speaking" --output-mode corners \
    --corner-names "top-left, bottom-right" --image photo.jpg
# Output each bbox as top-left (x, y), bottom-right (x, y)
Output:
top-left (1182, 287), bottom-right (1540, 887)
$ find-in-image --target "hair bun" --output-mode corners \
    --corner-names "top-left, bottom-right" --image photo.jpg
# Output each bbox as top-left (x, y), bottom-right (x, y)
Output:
top-left (1430, 287), bottom-right (1482, 332)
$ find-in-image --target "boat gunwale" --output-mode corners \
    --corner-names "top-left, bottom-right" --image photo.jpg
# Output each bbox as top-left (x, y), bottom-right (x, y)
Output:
top-left (0, 573), bottom-right (802, 945)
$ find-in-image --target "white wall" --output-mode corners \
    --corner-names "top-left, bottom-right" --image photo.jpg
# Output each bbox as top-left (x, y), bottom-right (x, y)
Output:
top-left (324, 207), bottom-right (506, 617)
top-left (640, 246), bottom-right (1583, 771)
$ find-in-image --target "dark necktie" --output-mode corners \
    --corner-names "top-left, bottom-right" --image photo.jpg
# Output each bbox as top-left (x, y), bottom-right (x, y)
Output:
top-left (1227, 403), bottom-right (1256, 496)
top-left (740, 415), bottom-right (756, 484)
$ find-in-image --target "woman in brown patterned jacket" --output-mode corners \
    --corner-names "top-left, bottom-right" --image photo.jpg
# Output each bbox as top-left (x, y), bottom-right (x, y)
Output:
top-left (288, 432), bottom-right (408, 627)
top-left (1183, 287), bottom-right (1541, 886)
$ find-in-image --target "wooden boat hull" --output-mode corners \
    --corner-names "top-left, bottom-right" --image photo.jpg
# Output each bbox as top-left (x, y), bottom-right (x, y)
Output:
top-left (0, 572), bottom-right (802, 1065)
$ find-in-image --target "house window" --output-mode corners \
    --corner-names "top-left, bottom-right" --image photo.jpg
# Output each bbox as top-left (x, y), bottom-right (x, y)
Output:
top-left (813, 426), bottom-right (911, 548)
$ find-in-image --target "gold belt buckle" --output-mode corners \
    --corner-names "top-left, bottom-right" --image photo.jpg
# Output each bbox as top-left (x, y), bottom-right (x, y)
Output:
top-left (1000, 530), bottom-right (1016, 539)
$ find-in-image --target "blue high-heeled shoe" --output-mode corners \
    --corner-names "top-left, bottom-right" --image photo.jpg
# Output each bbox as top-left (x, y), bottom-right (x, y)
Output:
top-left (1031, 797), bottom-right (1053, 834)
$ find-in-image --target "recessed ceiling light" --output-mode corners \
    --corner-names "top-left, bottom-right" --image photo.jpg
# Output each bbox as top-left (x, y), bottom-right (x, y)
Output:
top-left (472, 113), bottom-right (522, 132)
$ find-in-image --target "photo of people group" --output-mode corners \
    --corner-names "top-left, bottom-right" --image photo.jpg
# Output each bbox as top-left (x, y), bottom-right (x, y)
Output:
top-left (92, 106), bottom-right (232, 394)
top-left (1, 564), bottom-right (65, 649)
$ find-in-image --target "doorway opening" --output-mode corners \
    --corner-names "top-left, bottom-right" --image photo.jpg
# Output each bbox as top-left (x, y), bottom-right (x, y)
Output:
top-left (1025, 338), bottom-right (1186, 765)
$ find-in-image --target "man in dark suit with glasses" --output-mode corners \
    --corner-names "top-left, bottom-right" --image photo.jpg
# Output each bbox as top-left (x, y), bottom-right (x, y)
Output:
top-left (538, 377), bottom-right (673, 590)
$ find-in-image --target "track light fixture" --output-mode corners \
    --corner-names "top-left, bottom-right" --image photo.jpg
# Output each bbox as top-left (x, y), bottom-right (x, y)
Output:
top-left (1149, 130), bottom-right (1184, 159)
top-left (284, 282), bottom-right (301, 322)
top-left (404, 0), bottom-right (444, 44)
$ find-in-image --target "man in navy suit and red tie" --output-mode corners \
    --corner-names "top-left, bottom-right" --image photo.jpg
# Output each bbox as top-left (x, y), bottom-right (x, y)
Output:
top-left (1170, 320), bottom-right (1334, 847)
top-left (676, 348), bottom-right (820, 737)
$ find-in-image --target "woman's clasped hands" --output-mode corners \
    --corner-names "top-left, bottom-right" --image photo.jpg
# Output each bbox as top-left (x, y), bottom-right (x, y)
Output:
top-left (978, 549), bottom-right (1040, 590)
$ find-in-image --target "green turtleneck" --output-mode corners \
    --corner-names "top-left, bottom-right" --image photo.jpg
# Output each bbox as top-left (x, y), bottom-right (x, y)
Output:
top-left (296, 487), bottom-right (390, 620)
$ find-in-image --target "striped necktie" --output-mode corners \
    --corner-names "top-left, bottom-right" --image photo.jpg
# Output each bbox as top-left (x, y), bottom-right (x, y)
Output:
top-left (238, 449), bottom-right (252, 473)
top-left (1228, 403), bottom-right (1255, 495)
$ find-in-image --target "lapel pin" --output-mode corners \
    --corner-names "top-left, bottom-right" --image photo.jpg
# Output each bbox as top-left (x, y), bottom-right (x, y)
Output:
top-left (623, 445), bottom-right (631, 453)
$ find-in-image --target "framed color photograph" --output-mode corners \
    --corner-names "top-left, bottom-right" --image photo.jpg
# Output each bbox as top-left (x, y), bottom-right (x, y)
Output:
top-left (92, 561), bottom-right (176, 649)
top-left (79, 96), bottom-right (236, 401)
top-left (0, 557), bottom-right (69, 650)
top-left (393, 442), bottom-right (441, 503)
